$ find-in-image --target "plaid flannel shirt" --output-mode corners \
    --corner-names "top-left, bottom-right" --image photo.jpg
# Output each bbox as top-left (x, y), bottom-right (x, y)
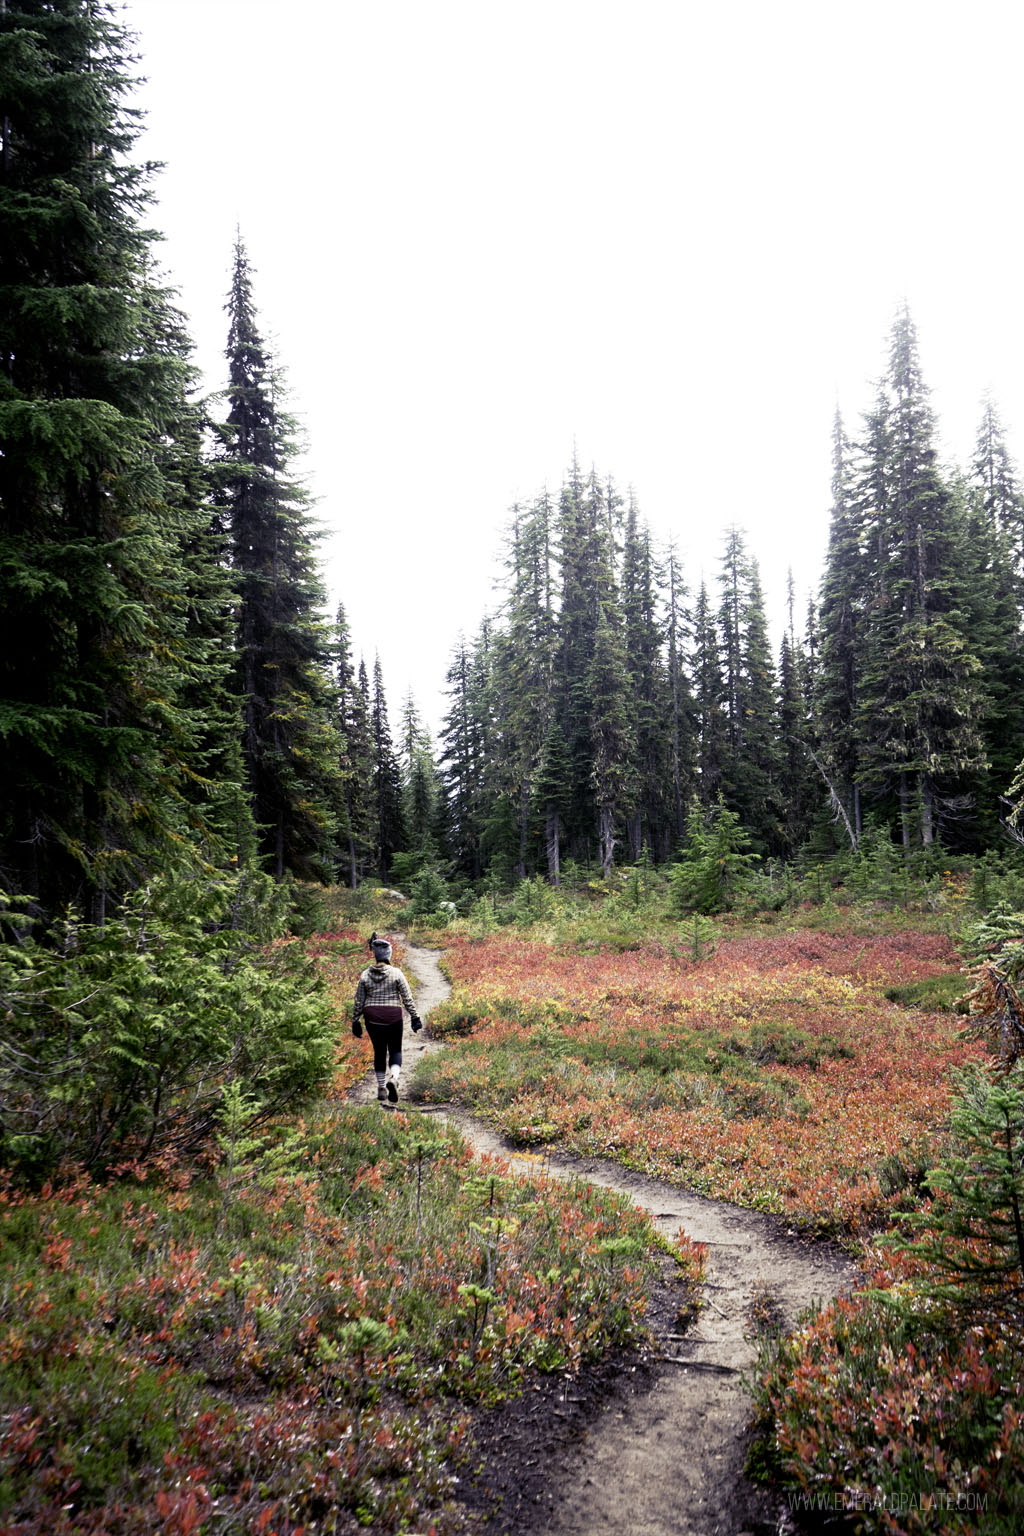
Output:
top-left (352, 963), bottom-right (418, 1024)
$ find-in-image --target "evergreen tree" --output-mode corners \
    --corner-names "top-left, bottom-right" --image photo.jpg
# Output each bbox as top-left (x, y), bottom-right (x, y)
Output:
top-left (777, 629), bottom-right (815, 856)
top-left (588, 475), bottom-right (633, 876)
top-left (955, 472), bottom-right (1024, 841)
top-left (717, 526), bottom-right (746, 762)
top-left (898, 1063), bottom-right (1024, 1312)
top-left (803, 595), bottom-right (820, 718)
top-left (664, 542), bottom-right (697, 848)
top-left (854, 309), bottom-right (986, 848)
top-left (964, 399), bottom-right (1024, 838)
top-left (334, 603), bottom-right (374, 886)
top-left (554, 464), bottom-right (632, 869)
top-left (438, 631), bottom-right (490, 881)
top-left (553, 456), bottom-right (599, 863)
top-left (590, 603), bottom-right (632, 877)
top-left (532, 720), bottom-right (573, 884)
top-left (717, 529), bottom-right (782, 850)
top-left (214, 237), bottom-right (340, 880)
top-left (816, 407), bottom-right (866, 845)
top-left (398, 688), bottom-right (440, 859)
top-left (692, 580), bottom-right (727, 806)
top-left (0, 0), bottom-right (233, 918)
top-left (972, 397), bottom-right (1024, 600)
top-left (1009, 755), bottom-right (1024, 840)
top-left (668, 797), bottom-right (758, 914)
top-left (489, 496), bottom-right (558, 877)
top-left (166, 406), bottom-right (255, 866)
top-left (370, 655), bottom-right (405, 880)
top-left (621, 501), bottom-right (672, 860)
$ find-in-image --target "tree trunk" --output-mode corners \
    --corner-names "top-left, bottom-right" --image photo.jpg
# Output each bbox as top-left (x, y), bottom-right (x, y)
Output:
top-left (805, 745), bottom-right (858, 852)
top-left (921, 775), bottom-right (935, 846)
top-left (899, 775), bottom-right (912, 851)
top-left (516, 779), bottom-right (529, 882)
top-left (598, 805), bottom-right (616, 879)
top-left (545, 808), bottom-right (561, 886)
top-left (626, 810), bottom-right (642, 863)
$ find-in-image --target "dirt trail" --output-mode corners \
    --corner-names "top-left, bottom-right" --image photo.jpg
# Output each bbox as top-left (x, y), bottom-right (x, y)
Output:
top-left (351, 940), bottom-right (856, 1535)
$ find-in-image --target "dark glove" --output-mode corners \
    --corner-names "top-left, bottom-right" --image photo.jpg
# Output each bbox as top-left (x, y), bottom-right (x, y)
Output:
top-left (411, 1016), bottom-right (423, 1033)
top-left (351, 1020), bottom-right (363, 1038)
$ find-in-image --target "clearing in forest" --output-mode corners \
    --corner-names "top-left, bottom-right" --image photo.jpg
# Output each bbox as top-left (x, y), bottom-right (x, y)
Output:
top-left (414, 925), bottom-right (976, 1233)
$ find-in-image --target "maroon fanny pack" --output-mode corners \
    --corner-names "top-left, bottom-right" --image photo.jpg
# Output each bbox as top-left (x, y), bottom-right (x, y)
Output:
top-left (363, 1004), bottom-right (403, 1025)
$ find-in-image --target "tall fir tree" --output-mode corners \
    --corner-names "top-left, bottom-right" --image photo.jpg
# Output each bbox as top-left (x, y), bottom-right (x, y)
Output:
top-left (553, 456), bottom-right (599, 863)
top-left (489, 496), bottom-right (558, 877)
top-left (0, 0), bottom-right (236, 918)
top-left (370, 655), bottom-right (405, 880)
top-left (966, 401), bottom-right (1024, 834)
top-left (777, 627), bottom-right (816, 856)
top-left (621, 501), bottom-right (673, 860)
top-left (590, 603), bottom-right (632, 878)
top-left (854, 309), bottom-right (986, 848)
top-left (692, 579), bottom-right (727, 807)
top-left (716, 528), bottom-right (782, 850)
top-left (439, 630), bottom-right (491, 881)
top-left (955, 469), bottom-right (1024, 840)
top-left (588, 475), bottom-right (633, 876)
top-left (554, 464), bottom-right (632, 868)
top-left (815, 407), bottom-right (867, 845)
top-left (398, 689), bottom-right (440, 860)
top-left (664, 542), bottom-right (697, 850)
top-left (214, 237), bottom-right (340, 880)
top-left (333, 603), bottom-right (375, 886)
top-left (532, 720), bottom-right (573, 884)
top-left (737, 558), bottom-right (783, 852)
top-left (972, 397), bottom-right (1024, 602)
top-left (717, 527), bottom-right (746, 762)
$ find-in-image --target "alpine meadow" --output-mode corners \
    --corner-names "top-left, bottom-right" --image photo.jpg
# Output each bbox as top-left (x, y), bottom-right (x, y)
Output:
top-left (4, 3), bottom-right (1024, 1534)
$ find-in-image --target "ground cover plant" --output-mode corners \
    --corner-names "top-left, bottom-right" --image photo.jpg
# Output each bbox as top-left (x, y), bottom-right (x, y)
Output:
top-left (0, 924), bottom-right (683, 1536)
top-left (0, 874), bottom-right (338, 1177)
top-left (749, 1060), bottom-right (1024, 1532)
top-left (414, 924), bottom-right (981, 1232)
top-left (746, 908), bottom-right (1024, 1532)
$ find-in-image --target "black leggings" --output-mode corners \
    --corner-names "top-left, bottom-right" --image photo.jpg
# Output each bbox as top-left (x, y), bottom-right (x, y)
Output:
top-left (365, 1019), bottom-right (403, 1073)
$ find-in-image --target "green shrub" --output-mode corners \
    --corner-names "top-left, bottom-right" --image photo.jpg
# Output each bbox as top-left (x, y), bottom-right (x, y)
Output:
top-left (884, 972), bottom-right (970, 1013)
top-left (668, 799), bottom-right (759, 915)
top-left (284, 879), bottom-right (330, 937)
top-left (0, 1354), bottom-right (210, 1509)
top-left (961, 906), bottom-right (1024, 1068)
top-left (969, 852), bottom-right (1024, 914)
top-left (894, 1063), bottom-right (1024, 1309)
top-left (848, 823), bottom-right (907, 904)
top-left (410, 864), bottom-right (452, 919)
top-left (0, 871), bottom-right (336, 1174)
top-left (510, 875), bottom-right (558, 925)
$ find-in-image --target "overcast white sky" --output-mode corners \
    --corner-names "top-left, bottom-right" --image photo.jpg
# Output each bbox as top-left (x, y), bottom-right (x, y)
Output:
top-left (122, 0), bottom-right (1024, 736)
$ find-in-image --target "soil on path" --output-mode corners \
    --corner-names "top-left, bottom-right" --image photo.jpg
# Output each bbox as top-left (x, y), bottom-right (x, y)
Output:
top-left (350, 939), bottom-right (856, 1536)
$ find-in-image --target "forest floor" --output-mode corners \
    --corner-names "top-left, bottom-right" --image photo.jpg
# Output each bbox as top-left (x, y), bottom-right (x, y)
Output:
top-left (349, 941), bottom-right (857, 1536)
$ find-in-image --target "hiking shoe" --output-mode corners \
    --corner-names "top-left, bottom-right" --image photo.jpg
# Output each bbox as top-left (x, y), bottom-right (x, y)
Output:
top-left (376, 1083), bottom-right (388, 1103)
top-left (386, 1074), bottom-right (399, 1103)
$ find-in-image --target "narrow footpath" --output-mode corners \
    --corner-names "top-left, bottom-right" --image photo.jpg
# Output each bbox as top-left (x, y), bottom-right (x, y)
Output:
top-left (351, 940), bottom-right (856, 1536)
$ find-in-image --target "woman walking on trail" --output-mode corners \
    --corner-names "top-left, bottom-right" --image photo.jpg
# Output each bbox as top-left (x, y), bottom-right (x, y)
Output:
top-left (352, 933), bottom-right (423, 1103)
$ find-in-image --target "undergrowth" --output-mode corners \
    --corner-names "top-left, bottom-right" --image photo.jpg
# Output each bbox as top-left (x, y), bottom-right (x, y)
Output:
top-left (410, 927), bottom-right (977, 1232)
top-left (749, 1059), bottom-right (1024, 1532)
top-left (0, 915), bottom-right (676, 1536)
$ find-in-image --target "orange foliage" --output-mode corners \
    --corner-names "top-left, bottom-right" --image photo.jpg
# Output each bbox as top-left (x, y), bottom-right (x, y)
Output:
top-left (429, 927), bottom-right (979, 1231)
